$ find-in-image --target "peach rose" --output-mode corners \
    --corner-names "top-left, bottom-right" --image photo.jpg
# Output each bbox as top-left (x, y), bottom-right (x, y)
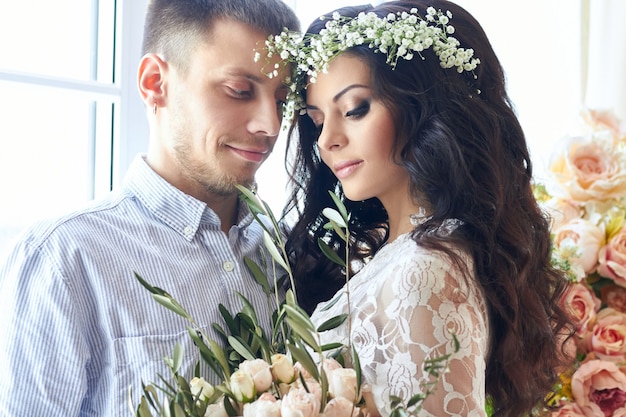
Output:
top-left (584, 308), bottom-right (626, 361)
top-left (571, 359), bottom-right (626, 416)
top-left (553, 218), bottom-right (604, 274)
top-left (549, 135), bottom-right (626, 202)
top-left (560, 282), bottom-right (601, 337)
top-left (598, 227), bottom-right (626, 287)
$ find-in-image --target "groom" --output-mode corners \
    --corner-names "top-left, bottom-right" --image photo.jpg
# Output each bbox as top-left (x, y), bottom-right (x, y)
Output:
top-left (0, 0), bottom-right (299, 415)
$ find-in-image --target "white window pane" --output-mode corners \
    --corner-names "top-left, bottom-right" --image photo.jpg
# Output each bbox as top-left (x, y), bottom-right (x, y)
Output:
top-left (0, 81), bottom-right (114, 255)
top-left (0, 1), bottom-right (115, 83)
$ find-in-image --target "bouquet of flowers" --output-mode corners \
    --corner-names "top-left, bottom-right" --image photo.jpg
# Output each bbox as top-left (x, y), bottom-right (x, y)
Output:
top-left (131, 187), bottom-right (457, 417)
top-left (534, 109), bottom-right (626, 416)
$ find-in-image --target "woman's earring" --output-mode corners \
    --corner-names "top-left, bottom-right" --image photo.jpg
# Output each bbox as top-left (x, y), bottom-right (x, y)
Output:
top-left (153, 102), bottom-right (157, 115)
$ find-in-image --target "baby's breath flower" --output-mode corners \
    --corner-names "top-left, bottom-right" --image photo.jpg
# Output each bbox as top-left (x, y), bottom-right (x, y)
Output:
top-left (253, 7), bottom-right (481, 120)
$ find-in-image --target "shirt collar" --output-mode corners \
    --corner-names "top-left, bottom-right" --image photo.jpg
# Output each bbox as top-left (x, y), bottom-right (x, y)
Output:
top-left (122, 155), bottom-right (254, 240)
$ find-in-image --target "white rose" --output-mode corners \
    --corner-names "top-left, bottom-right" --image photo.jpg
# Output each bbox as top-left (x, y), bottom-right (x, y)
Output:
top-left (243, 393), bottom-right (281, 417)
top-left (239, 358), bottom-right (273, 393)
top-left (204, 399), bottom-right (229, 417)
top-left (322, 397), bottom-right (360, 417)
top-left (281, 387), bottom-right (320, 417)
top-left (327, 368), bottom-right (359, 403)
top-left (230, 370), bottom-right (256, 403)
top-left (190, 377), bottom-right (215, 401)
top-left (271, 353), bottom-right (295, 383)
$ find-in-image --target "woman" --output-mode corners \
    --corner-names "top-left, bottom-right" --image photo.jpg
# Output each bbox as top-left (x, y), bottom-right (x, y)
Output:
top-left (279, 1), bottom-right (574, 416)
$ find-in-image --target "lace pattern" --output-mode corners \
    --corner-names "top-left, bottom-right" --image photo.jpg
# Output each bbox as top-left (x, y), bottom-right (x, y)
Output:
top-left (311, 231), bottom-right (489, 417)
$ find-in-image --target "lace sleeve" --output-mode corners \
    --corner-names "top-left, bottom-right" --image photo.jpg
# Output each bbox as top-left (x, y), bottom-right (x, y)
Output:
top-left (351, 247), bottom-right (489, 417)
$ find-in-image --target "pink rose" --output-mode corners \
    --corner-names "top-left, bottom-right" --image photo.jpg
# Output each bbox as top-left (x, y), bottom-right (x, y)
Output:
top-left (571, 359), bottom-right (626, 416)
top-left (584, 308), bottom-right (626, 361)
top-left (554, 219), bottom-right (604, 274)
top-left (582, 108), bottom-right (626, 142)
top-left (243, 393), bottom-right (281, 417)
top-left (549, 135), bottom-right (626, 202)
top-left (602, 285), bottom-right (626, 314)
top-left (598, 227), bottom-right (626, 287)
top-left (291, 378), bottom-right (323, 405)
top-left (560, 282), bottom-right (601, 337)
top-left (281, 387), bottom-right (320, 417)
top-left (545, 198), bottom-right (582, 230)
top-left (322, 397), bottom-right (360, 417)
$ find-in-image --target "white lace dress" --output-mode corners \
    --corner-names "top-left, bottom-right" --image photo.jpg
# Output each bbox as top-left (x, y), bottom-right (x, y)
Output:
top-left (310, 231), bottom-right (489, 417)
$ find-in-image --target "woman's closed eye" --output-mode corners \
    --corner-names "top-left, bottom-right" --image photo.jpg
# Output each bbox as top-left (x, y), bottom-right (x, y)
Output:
top-left (345, 100), bottom-right (371, 119)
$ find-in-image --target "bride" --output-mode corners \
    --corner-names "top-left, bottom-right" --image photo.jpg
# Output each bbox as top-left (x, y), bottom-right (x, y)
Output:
top-left (280, 1), bottom-right (574, 416)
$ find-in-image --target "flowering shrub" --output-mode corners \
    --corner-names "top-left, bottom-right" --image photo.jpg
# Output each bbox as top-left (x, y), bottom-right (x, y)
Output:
top-left (537, 109), bottom-right (626, 416)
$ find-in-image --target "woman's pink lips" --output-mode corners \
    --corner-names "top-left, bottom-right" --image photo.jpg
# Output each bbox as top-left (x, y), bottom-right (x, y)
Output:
top-left (334, 160), bottom-right (363, 179)
top-left (228, 146), bottom-right (268, 163)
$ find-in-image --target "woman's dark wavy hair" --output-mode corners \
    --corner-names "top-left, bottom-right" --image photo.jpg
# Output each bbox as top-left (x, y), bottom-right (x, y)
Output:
top-left (282, 1), bottom-right (575, 416)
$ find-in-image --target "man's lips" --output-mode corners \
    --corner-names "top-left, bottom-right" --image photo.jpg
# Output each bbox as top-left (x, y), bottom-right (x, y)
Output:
top-left (228, 145), bottom-right (269, 163)
top-left (333, 160), bottom-right (363, 179)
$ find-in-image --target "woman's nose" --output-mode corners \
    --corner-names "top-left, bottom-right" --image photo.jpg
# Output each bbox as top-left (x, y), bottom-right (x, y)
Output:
top-left (317, 123), bottom-right (346, 152)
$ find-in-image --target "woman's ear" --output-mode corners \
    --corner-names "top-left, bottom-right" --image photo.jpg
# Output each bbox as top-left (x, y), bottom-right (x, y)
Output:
top-left (137, 53), bottom-right (167, 110)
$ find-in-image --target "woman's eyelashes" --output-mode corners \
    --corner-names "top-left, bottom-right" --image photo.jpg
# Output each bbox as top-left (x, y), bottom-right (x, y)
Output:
top-left (345, 100), bottom-right (371, 119)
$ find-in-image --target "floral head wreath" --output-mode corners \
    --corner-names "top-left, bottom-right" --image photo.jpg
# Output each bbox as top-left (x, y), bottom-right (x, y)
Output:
top-left (254, 6), bottom-right (481, 117)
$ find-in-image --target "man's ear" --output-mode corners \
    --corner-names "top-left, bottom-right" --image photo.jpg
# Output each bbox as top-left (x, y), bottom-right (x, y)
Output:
top-left (138, 53), bottom-right (168, 109)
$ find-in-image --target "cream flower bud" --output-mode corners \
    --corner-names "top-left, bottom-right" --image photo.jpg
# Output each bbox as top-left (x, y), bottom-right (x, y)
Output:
top-left (281, 387), bottom-right (320, 417)
top-left (190, 377), bottom-right (215, 401)
top-left (230, 370), bottom-right (256, 403)
top-left (327, 368), bottom-right (359, 403)
top-left (243, 393), bottom-right (281, 417)
top-left (271, 353), bottom-right (295, 384)
top-left (239, 358), bottom-right (273, 393)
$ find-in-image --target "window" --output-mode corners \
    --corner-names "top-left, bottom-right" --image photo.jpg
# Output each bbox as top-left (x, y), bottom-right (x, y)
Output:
top-left (0, 1), bottom-right (147, 256)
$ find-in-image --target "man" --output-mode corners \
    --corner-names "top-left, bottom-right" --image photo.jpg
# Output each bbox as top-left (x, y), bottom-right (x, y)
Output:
top-left (0, 0), bottom-right (299, 415)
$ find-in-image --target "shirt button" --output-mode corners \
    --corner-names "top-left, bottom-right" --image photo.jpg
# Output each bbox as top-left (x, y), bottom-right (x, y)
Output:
top-left (223, 260), bottom-right (235, 272)
top-left (183, 226), bottom-right (193, 237)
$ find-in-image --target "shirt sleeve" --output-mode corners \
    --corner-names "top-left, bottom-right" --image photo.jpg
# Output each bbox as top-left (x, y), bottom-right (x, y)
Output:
top-left (0, 239), bottom-right (89, 416)
top-left (353, 250), bottom-right (489, 417)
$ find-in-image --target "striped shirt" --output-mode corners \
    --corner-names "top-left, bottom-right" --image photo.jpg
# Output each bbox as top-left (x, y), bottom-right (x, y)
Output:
top-left (0, 155), bottom-right (279, 416)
